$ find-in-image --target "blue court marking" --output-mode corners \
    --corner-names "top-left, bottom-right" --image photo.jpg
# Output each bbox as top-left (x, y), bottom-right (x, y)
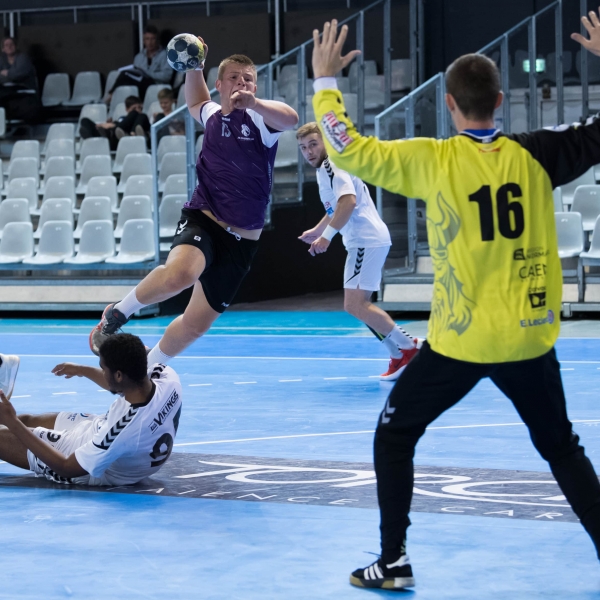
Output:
top-left (1, 314), bottom-right (600, 598)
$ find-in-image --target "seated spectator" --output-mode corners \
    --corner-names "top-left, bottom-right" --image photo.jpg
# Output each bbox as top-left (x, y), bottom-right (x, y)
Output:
top-left (152, 88), bottom-right (185, 139)
top-left (80, 95), bottom-right (150, 150)
top-left (0, 37), bottom-right (40, 121)
top-left (107, 25), bottom-right (171, 103)
top-left (0, 37), bottom-right (37, 90)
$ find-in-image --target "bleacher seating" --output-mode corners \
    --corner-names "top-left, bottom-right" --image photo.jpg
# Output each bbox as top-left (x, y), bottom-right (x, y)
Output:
top-left (63, 72), bottom-right (102, 106)
top-left (555, 212), bottom-right (584, 258)
top-left (24, 220), bottom-right (74, 264)
top-left (158, 152), bottom-right (186, 191)
top-left (570, 186), bottom-right (600, 231)
top-left (561, 168), bottom-right (597, 206)
top-left (117, 154), bottom-right (152, 193)
top-left (43, 124), bottom-right (75, 155)
top-left (143, 84), bottom-right (172, 114)
top-left (110, 86), bottom-right (139, 118)
top-left (40, 156), bottom-right (75, 193)
top-left (5, 177), bottom-right (37, 211)
top-left (580, 216), bottom-right (600, 264)
top-left (85, 176), bottom-right (118, 212)
top-left (37, 176), bottom-right (76, 216)
top-left (104, 70), bottom-right (119, 98)
top-left (157, 136), bottom-right (187, 164)
top-left (0, 198), bottom-right (30, 238)
top-left (159, 194), bottom-right (187, 238)
top-left (0, 222), bottom-right (33, 263)
top-left (122, 175), bottom-right (153, 208)
top-left (77, 138), bottom-right (110, 173)
top-left (114, 195), bottom-right (152, 238)
top-left (34, 199), bottom-right (73, 239)
top-left (41, 74), bottom-right (70, 107)
top-left (73, 197), bottom-right (112, 238)
top-left (65, 220), bottom-right (116, 264)
top-left (106, 218), bottom-right (155, 263)
top-left (77, 155), bottom-right (112, 194)
top-left (113, 136), bottom-right (147, 174)
top-left (77, 104), bottom-right (108, 139)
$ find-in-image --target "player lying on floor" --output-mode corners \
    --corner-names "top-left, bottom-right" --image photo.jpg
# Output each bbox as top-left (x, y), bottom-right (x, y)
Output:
top-left (0, 333), bottom-right (182, 486)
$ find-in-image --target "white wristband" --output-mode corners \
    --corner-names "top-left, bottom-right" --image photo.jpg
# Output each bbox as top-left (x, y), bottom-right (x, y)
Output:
top-left (321, 225), bottom-right (338, 241)
top-left (194, 60), bottom-right (206, 71)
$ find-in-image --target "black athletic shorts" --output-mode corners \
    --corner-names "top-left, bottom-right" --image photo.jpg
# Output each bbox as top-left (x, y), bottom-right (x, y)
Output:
top-left (171, 208), bottom-right (259, 313)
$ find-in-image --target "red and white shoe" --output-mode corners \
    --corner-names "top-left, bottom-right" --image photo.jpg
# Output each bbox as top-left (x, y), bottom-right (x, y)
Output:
top-left (380, 339), bottom-right (420, 381)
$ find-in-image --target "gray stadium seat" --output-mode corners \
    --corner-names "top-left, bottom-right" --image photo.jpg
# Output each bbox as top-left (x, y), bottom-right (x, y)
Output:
top-left (336, 77), bottom-right (351, 93)
top-left (8, 157), bottom-right (38, 187)
top-left (561, 168), bottom-right (596, 206)
top-left (9, 140), bottom-right (40, 169)
top-left (159, 194), bottom-right (187, 238)
top-left (391, 59), bottom-right (411, 92)
top-left (24, 220), bottom-right (74, 264)
top-left (104, 70), bottom-right (119, 98)
top-left (122, 174), bottom-right (153, 207)
top-left (553, 187), bottom-right (563, 212)
top-left (109, 86), bottom-right (139, 118)
top-left (74, 196), bottom-right (112, 238)
top-left (580, 216), bottom-right (600, 264)
top-left (34, 198), bottom-right (73, 239)
top-left (112, 102), bottom-right (127, 121)
top-left (5, 177), bottom-right (38, 211)
top-left (0, 222), bottom-right (34, 263)
top-left (157, 135), bottom-right (187, 164)
top-left (43, 139), bottom-right (75, 165)
top-left (77, 103), bottom-right (108, 139)
top-left (158, 152), bottom-right (186, 192)
top-left (40, 156), bottom-right (75, 193)
top-left (571, 186), bottom-right (600, 231)
top-left (77, 138), bottom-right (110, 173)
top-left (41, 73), bottom-right (70, 107)
top-left (114, 195), bottom-right (152, 238)
top-left (365, 75), bottom-right (385, 110)
top-left (143, 84), bottom-right (171, 114)
top-left (39, 176), bottom-right (76, 214)
top-left (274, 130), bottom-right (298, 168)
top-left (0, 198), bottom-right (30, 238)
top-left (85, 175), bottom-right (118, 212)
top-left (65, 220), bottom-right (115, 264)
top-left (77, 155), bottom-right (112, 194)
top-left (162, 173), bottom-right (187, 197)
top-left (113, 136), bottom-right (147, 174)
top-left (43, 123), bottom-right (75, 155)
top-left (349, 60), bottom-right (377, 92)
top-left (555, 212), bottom-right (584, 258)
top-left (117, 154), bottom-right (152, 193)
top-left (0, 107), bottom-right (5, 138)
top-left (106, 218), bottom-right (155, 263)
top-left (63, 71), bottom-right (102, 106)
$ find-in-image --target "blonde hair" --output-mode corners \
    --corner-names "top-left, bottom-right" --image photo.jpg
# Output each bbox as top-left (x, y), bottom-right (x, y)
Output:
top-left (296, 122), bottom-right (321, 140)
top-left (157, 88), bottom-right (174, 101)
top-left (217, 54), bottom-right (257, 81)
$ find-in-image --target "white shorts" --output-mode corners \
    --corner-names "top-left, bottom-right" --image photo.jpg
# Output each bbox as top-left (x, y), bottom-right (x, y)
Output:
top-left (343, 245), bottom-right (390, 291)
top-left (27, 411), bottom-right (97, 484)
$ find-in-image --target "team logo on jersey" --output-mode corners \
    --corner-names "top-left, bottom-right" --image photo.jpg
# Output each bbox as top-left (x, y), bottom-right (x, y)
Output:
top-left (241, 124), bottom-right (251, 137)
top-left (149, 389), bottom-right (180, 433)
top-left (320, 111), bottom-right (354, 153)
top-left (222, 123), bottom-right (232, 137)
top-left (324, 201), bottom-right (334, 216)
top-left (520, 310), bottom-right (554, 328)
top-left (175, 220), bottom-right (188, 236)
top-left (514, 247), bottom-right (548, 261)
top-left (528, 288), bottom-right (546, 309)
top-left (46, 432), bottom-right (62, 443)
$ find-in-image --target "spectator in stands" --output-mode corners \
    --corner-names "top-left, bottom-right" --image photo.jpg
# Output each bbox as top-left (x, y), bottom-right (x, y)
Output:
top-left (153, 88), bottom-right (184, 139)
top-left (80, 95), bottom-right (150, 150)
top-left (0, 37), bottom-right (37, 90)
top-left (106, 25), bottom-right (171, 104)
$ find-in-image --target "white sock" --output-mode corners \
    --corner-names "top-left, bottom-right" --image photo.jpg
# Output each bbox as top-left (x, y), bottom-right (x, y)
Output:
top-left (382, 325), bottom-right (415, 358)
top-left (147, 343), bottom-right (174, 366)
top-left (114, 288), bottom-right (146, 319)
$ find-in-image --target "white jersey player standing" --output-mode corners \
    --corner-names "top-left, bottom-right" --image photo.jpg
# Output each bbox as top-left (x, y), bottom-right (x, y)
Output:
top-left (0, 333), bottom-right (182, 486)
top-left (297, 122), bottom-right (419, 380)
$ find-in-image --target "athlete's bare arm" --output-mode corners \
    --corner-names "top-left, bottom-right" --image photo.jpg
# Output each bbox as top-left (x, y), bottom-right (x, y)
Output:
top-left (299, 214), bottom-right (330, 244)
top-left (571, 9), bottom-right (600, 57)
top-left (231, 93), bottom-right (298, 131)
top-left (309, 193), bottom-right (356, 255)
top-left (185, 37), bottom-right (211, 123)
top-left (52, 363), bottom-right (110, 391)
top-left (0, 391), bottom-right (87, 478)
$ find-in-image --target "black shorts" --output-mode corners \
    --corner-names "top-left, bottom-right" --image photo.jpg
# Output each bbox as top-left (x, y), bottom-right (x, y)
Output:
top-left (171, 208), bottom-right (259, 313)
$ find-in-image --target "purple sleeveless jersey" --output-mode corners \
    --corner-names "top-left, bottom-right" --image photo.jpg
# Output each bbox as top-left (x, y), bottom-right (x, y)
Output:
top-left (186, 101), bottom-right (281, 230)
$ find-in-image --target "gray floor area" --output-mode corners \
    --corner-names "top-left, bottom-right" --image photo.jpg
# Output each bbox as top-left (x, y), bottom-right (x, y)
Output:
top-left (231, 290), bottom-right (600, 338)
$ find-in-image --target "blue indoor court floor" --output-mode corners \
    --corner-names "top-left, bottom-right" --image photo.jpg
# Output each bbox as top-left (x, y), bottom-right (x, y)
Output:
top-left (1, 311), bottom-right (600, 599)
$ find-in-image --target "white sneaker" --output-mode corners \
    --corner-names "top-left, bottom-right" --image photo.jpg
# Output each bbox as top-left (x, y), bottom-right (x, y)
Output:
top-left (0, 354), bottom-right (20, 399)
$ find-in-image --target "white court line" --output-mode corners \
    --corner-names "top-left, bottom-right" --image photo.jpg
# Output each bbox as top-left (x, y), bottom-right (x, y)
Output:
top-left (52, 391), bottom-right (77, 395)
top-left (234, 381), bottom-right (257, 385)
top-left (189, 383), bottom-right (212, 387)
top-left (279, 379), bottom-right (302, 382)
top-left (11, 395), bottom-right (31, 398)
top-left (324, 377), bottom-right (347, 380)
top-left (11, 354), bottom-right (388, 361)
top-left (174, 419), bottom-right (600, 447)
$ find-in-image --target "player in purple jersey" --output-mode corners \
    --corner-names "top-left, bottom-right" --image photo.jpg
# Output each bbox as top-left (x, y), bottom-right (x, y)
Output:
top-left (89, 41), bottom-right (298, 364)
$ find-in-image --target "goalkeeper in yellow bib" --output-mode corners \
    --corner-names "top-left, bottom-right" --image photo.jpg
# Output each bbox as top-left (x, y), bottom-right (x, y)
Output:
top-left (311, 12), bottom-right (600, 591)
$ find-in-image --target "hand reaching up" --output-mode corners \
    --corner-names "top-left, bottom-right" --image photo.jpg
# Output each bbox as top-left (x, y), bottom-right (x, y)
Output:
top-left (572, 8), bottom-right (600, 57)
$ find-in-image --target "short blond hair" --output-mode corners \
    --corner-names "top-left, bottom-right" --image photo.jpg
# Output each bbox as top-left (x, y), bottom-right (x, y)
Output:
top-left (295, 122), bottom-right (321, 140)
top-left (217, 54), bottom-right (257, 81)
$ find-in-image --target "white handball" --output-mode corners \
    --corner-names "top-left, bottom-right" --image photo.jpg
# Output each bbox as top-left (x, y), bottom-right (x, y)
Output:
top-left (166, 33), bottom-right (205, 72)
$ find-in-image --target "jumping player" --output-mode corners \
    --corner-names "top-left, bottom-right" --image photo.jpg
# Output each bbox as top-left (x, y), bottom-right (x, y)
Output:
top-left (296, 122), bottom-right (418, 380)
top-left (311, 15), bottom-right (600, 590)
top-left (90, 40), bottom-right (298, 363)
top-left (0, 333), bottom-right (182, 486)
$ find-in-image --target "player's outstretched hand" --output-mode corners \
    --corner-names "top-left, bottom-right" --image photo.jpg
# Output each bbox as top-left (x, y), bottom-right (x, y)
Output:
top-left (0, 390), bottom-right (17, 425)
top-left (312, 19), bottom-right (361, 79)
top-left (309, 237), bottom-right (331, 256)
top-left (231, 90), bottom-right (256, 110)
top-left (572, 8), bottom-right (600, 57)
top-left (52, 363), bottom-right (83, 379)
top-left (299, 228), bottom-right (319, 244)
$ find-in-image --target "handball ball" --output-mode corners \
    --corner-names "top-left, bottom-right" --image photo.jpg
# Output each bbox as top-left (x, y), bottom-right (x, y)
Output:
top-left (166, 34), bottom-right (204, 72)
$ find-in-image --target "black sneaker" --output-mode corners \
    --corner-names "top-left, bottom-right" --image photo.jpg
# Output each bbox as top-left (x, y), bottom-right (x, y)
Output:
top-left (89, 303), bottom-right (129, 356)
top-left (350, 555), bottom-right (415, 590)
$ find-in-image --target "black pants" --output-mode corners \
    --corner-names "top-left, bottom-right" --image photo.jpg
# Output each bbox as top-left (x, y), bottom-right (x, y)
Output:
top-left (79, 113), bottom-right (150, 151)
top-left (375, 341), bottom-right (600, 560)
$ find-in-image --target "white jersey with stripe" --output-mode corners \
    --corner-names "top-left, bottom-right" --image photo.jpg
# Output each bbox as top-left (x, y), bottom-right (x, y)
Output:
top-left (74, 363), bottom-right (182, 486)
top-left (316, 156), bottom-right (391, 249)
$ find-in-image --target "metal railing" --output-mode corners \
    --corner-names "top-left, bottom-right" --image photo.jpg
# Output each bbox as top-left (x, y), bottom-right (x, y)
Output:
top-left (374, 0), bottom-right (567, 275)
